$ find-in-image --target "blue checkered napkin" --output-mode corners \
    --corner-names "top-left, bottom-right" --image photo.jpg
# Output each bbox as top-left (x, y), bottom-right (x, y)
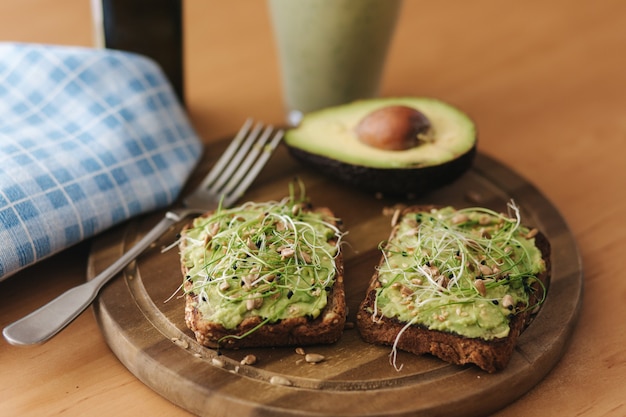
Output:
top-left (0, 43), bottom-right (203, 280)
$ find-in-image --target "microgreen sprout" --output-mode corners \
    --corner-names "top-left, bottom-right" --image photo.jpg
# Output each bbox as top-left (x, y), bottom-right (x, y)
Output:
top-left (179, 181), bottom-right (344, 344)
top-left (217, 317), bottom-right (271, 345)
top-left (373, 203), bottom-right (547, 370)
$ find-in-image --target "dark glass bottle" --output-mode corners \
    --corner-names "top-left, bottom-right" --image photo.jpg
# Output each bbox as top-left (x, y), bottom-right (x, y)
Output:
top-left (96, 0), bottom-right (184, 104)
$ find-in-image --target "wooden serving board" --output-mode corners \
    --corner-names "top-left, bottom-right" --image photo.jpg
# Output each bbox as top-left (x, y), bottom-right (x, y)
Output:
top-left (88, 141), bottom-right (583, 417)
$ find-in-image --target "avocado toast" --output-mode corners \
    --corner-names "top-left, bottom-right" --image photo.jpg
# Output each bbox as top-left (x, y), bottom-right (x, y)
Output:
top-left (356, 204), bottom-right (550, 372)
top-left (179, 184), bottom-right (345, 349)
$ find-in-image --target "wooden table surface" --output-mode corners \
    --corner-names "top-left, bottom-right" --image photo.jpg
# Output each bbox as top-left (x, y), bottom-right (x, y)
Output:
top-left (1, 1), bottom-right (625, 416)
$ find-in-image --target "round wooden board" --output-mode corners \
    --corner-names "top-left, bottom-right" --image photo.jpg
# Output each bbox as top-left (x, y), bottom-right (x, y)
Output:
top-left (88, 142), bottom-right (583, 417)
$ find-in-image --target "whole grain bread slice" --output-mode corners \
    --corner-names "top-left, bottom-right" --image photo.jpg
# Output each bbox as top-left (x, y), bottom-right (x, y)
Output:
top-left (181, 206), bottom-right (346, 349)
top-left (356, 205), bottom-right (551, 373)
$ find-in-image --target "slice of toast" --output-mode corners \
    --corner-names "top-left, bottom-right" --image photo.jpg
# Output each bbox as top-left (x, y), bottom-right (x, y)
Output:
top-left (356, 205), bottom-right (551, 372)
top-left (179, 198), bottom-right (345, 349)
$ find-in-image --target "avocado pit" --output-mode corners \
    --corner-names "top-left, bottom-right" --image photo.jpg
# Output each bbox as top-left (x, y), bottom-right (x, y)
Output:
top-left (355, 105), bottom-right (431, 151)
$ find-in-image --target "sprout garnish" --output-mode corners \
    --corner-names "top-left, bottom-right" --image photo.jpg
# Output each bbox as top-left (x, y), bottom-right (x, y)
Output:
top-left (179, 181), bottom-right (344, 344)
top-left (372, 202), bottom-right (547, 371)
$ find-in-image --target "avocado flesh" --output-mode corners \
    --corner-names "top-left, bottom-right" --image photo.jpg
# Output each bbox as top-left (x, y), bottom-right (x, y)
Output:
top-left (284, 97), bottom-right (477, 196)
top-left (284, 97), bottom-right (476, 169)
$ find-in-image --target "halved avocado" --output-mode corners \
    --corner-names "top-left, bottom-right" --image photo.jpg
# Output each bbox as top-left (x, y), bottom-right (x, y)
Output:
top-left (284, 97), bottom-right (477, 196)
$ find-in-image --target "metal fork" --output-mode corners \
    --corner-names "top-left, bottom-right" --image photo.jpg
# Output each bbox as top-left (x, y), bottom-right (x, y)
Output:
top-left (3, 119), bottom-right (283, 346)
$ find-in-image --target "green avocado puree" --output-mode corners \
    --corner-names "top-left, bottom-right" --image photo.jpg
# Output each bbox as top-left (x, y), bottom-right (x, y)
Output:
top-left (180, 196), bottom-right (341, 330)
top-left (372, 205), bottom-right (546, 340)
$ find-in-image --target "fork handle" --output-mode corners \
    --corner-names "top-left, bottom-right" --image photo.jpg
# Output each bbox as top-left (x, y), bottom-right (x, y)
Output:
top-left (2, 210), bottom-right (192, 346)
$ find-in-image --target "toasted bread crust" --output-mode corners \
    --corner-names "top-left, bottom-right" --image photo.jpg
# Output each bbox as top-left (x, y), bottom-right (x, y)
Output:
top-left (356, 206), bottom-right (551, 373)
top-left (181, 207), bottom-right (346, 349)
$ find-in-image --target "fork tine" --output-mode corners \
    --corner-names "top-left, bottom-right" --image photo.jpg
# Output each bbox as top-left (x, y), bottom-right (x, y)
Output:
top-left (197, 118), bottom-right (254, 190)
top-left (211, 122), bottom-right (270, 192)
top-left (219, 125), bottom-right (274, 193)
top-left (207, 121), bottom-right (265, 192)
top-left (221, 128), bottom-right (284, 207)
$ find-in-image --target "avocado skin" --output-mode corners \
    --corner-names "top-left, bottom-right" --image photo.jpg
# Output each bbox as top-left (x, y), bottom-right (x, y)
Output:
top-left (286, 144), bottom-right (476, 197)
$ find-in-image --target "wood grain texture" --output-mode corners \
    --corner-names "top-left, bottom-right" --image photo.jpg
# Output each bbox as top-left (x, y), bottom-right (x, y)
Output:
top-left (87, 144), bottom-right (582, 417)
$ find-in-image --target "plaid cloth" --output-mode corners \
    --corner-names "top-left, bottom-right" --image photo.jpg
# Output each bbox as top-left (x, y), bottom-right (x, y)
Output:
top-left (0, 43), bottom-right (202, 281)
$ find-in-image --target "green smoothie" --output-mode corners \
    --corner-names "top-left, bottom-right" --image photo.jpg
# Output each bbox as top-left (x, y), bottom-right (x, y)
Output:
top-left (268, 0), bottom-right (402, 125)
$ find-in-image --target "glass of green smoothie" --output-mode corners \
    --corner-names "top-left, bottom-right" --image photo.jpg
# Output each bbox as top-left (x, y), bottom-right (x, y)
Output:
top-left (268, 0), bottom-right (403, 126)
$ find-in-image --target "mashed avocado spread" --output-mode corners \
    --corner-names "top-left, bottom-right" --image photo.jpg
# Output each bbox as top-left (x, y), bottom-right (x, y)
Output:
top-left (373, 204), bottom-right (546, 340)
top-left (180, 186), bottom-right (342, 331)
